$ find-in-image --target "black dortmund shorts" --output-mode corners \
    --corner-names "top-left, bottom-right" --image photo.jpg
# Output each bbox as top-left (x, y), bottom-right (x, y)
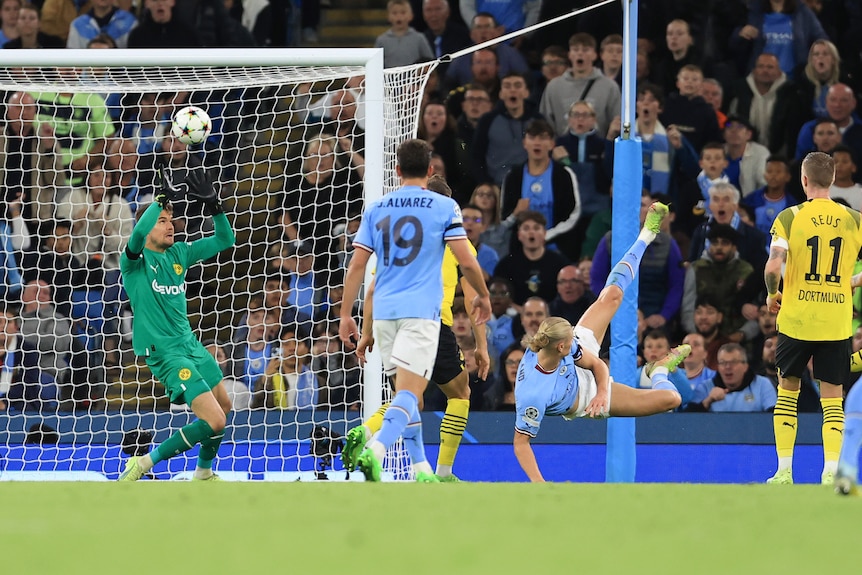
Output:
top-left (775, 333), bottom-right (852, 385)
top-left (430, 323), bottom-right (465, 386)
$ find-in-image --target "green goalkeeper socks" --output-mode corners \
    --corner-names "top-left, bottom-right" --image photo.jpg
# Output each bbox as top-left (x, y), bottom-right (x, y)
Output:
top-left (150, 419), bottom-right (215, 465)
top-left (197, 431), bottom-right (225, 470)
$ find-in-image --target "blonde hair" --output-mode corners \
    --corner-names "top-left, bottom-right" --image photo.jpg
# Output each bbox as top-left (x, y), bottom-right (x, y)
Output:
top-left (523, 317), bottom-right (572, 353)
top-left (805, 40), bottom-right (841, 91)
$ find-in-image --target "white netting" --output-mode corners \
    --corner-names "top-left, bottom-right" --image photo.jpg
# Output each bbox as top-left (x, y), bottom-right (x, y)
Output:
top-left (0, 50), bottom-right (435, 482)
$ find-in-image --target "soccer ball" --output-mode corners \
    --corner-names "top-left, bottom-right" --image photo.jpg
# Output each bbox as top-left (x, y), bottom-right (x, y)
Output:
top-left (171, 106), bottom-right (211, 145)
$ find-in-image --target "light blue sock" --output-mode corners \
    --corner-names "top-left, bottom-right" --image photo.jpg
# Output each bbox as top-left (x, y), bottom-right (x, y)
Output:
top-left (401, 405), bottom-right (427, 465)
top-left (604, 239), bottom-right (648, 293)
top-left (837, 383), bottom-right (862, 478)
top-left (375, 390), bottom-right (417, 450)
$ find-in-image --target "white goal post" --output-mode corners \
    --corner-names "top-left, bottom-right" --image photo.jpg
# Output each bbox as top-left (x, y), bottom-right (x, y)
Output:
top-left (0, 48), bottom-right (438, 481)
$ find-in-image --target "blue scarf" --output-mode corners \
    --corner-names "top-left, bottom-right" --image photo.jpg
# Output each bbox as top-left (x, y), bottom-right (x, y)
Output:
top-left (0, 222), bottom-right (22, 299)
top-left (640, 123), bottom-right (671, 194)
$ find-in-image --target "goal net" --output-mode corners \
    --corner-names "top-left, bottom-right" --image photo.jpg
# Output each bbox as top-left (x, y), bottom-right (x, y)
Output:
top-left (0, 48), bottom-right (437, 481)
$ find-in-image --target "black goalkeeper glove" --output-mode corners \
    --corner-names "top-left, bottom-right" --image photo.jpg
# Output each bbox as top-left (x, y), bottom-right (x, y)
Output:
top-left (153, 164), bottom-right (184, 208)
top-left (186, 169), bottom-right (224, 215)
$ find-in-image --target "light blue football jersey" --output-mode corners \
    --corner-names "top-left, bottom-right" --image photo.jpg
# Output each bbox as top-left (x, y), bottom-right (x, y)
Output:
top-left (514, 343), bottom-right (583, 437)
top-left (353, 185), bottom-right (465, 321)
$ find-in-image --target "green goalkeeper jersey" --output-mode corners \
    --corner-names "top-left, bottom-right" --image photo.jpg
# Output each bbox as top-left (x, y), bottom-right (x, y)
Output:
top-left (120, 203), bottom-right (236, 357)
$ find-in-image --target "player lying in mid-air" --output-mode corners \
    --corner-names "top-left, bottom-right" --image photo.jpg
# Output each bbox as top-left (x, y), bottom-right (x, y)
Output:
top-left (513, 201), bottom-right (690, 482)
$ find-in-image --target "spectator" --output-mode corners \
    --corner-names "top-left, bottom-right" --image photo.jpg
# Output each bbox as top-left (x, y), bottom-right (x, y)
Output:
top-left (375, 0), bottom-right (433, 68)
top-left (319, 89), bottom-right (367, 172)
top-left (229, 295), bottom-right (274, 390)
top-left (416, 100), bottom-right (470, 203)
top-left (659, 64), bottom-right (723, 154)
top-left (20, 220), bottom-right (87, 318)
top-left (677, 142), bottom-right (729, 238)
top-left (731, 0), bottom-right (827, 76)
top-left (482, 343), bottom-right (523, 411)
top-left (729, 52), bottom-right (802, 155)
top-left (458, 0), bottom-right (540, 36)
top-left (599, 33), bottom-right (623, 86)
top-left (549, 264), bottom-right (595, 326)
top-left (653, 19), bottom-right (702, 98)
top-left (66, 0), bottom-right (137, 48)
top-left (493, 210), bottom-right (568, 305)
top-left (287, 241), bottom-right (324, 321)
top-left (500, 118), bottom-right (581, 259)
top-left (0, 306), bottom-right (47, 412)
top-left (790, 118), bottom-right (841, 197)
top-left (31, 85), bottom-right (115, 186)
top-left (489, 295), bottom-right (548, 358)
top-left (829, 144), bottom-right (862, 210)
top-left (4, 3), bottom-right (63, 48)
top-left (444, 12), bottom-right (529, 89)
top-left (796, 39), bottom-right (855, 120)
top-left (682, 223), bottom-right (754, 339)
top-left (795, 84), bottom-right (862, 161)
top-left (0, 0), bottom-right (20, 46)
top-left (723, 115), bottom-right (771, 197)
top-left (471, 72), bottom-right (543, 186)
top-left (487, 276), bottom-right (515, 322)
top-left (605, 83), bottom-right (699, 199)
top-left (461, 204), bottom-right (498, 279)
top-left (701, 78), bottom-right (727, 129)
top-left (455, 84), bottom-right (493, 153)
top-left (687, 342), bottom-right (777, 412)
top-left (541, 33), bottom-right (621, 140)
top-left (552, 100), bottom-right (611, 236)
top-left (591, 191), bottom-right (685, 332)
top-left (532, 45), bottom-right (568, 104)
top-left (262, 274), bottom-right (312, 339)
top-left (422, 0), bottom-right (470, 77)
top-left (743, 155), bottom-right (798, 235)
top-left (19, 279), bottom-right (93, 409)
top-left (177, 0), bottom-right (255, 48)
top-left (470, 182), bottom-right (513, 258)
top-left (680, 332), bottom-right (717, 397)
top-left (252, 327), bottom-right (318, 410)
top-left (310, 321), bottom-right (360, 409)
top-left (282, 134), bottom-right (363, 277)
top-left (128, 0), bottom-right (201, 48)
top-left (688, 182), bottom-right (770, 271)
top-left (689, 295), bottom-right (732, 371)
top-left (0, 91), bottom-right (67, 242)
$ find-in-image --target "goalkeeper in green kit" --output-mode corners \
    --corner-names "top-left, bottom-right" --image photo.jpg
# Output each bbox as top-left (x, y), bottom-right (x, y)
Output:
top-left (117, 167), bottom-right (236, 482)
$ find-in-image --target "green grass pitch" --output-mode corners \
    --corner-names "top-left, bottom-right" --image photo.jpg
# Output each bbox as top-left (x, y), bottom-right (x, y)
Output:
top-left (1, 483), bottom-right (857, 574)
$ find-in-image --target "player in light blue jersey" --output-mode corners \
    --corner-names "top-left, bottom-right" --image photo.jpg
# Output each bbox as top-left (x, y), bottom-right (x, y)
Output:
top-left (339, 139), bottom-right (492, 482)
top-left (514, 201), bottom-right (691, 482)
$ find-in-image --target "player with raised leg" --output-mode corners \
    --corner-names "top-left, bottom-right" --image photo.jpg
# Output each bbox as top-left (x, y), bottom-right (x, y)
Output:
top-left (342, 174), bottom-right (490, 482)
top-left (338, 139), bottom-right (491, 483)
top-left (765, 151), bottom-right (862, 486)
top-left (513, 201), bottom-right (692, 482)
top-left (117, 166), bottom-right (236, 481)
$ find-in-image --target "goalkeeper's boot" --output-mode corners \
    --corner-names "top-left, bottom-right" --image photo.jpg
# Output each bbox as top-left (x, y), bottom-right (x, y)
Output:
top-left (435, 473), bottom-right (461, 483)
top-left (644, 201), bottom-right (670, 235)
top-left (357, 448), bottom-right (382, 482)
top-left (192, 473), bottom-right (223, 482)
top-left (117, 456), bottom-right (144, 482)
top-left (342, 426), bottom-right (368, 472)
top-left (644, 344), bottom-right (692, 378)
top-left (766, 467), bottom-right (793, 485)
top-left (834, 466), bottom-right (858, 496)
top-left (415, 471), bottom-right (441, 483)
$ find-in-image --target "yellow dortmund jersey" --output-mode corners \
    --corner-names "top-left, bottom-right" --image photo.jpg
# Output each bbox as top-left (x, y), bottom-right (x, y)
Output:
top-left (770, 199), bottom-right (862, 340)
top-left (440, 241), bottom-right (477, 327)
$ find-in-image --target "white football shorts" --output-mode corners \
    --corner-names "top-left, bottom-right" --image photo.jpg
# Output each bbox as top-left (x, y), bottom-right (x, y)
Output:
top-left (373, 318), bottom-right (441, 379)
top-left (564, 325), bottom-right (612, 419)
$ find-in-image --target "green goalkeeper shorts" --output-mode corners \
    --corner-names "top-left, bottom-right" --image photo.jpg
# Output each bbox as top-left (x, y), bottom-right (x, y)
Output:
top-left (146, 338), bottom-right (224, 405)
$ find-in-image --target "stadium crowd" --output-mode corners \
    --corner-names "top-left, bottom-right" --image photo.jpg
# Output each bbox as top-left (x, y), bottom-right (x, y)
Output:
top-left (1, 0), bottom-right (862, 416)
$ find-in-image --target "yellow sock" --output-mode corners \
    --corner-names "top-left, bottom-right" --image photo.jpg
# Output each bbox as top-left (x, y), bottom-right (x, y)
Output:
top-left (852, 350), bottom-right (862, 373)
top-left (821, 397), bottom-right (844, 466)
top-left (773, 387), bottom-right (800, 465)
top-left (365, 403), bottom-right (389, 435)
top-left (437, 398), bottom-right (470, 476)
